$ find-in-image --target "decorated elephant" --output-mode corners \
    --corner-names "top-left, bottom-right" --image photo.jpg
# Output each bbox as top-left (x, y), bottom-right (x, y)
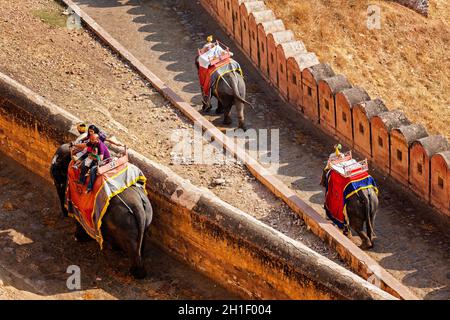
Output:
top-left (320, 166), bottom-right (379, 250)
top-left (50, 143), bottom-right (153, 278)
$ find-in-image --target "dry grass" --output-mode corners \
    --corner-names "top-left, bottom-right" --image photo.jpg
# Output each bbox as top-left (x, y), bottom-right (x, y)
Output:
top-left (265, 0), bottom-right (449, 139)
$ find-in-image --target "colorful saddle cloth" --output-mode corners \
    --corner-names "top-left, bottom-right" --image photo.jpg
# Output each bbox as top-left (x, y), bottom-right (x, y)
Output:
top-left (65, 161), bottom-right (147, 248)
top-left (324, 169), bottom-right (378, 231)
top-left (198, 58), bottom-right (243, 97)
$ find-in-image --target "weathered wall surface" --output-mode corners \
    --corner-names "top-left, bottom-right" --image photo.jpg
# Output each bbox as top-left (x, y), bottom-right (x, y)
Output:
top-left (199, 0), bottom-right (448, 218)
top-left (0, 72), bottom-right (395, 300)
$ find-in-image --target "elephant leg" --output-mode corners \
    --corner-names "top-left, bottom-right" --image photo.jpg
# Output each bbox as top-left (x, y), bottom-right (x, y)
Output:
top-left (358, 231), bottom-right (372, 250)
top-left (53, 181), bottom-right (69, 217)
top-left (366, 199), bottom-right (378, 244)
top-left (235, 101), bottom-right (246, 131)
top-left (223, 104), bottom-right (233, 125)
top-left (349, 217), bottom-right (372, 250)
top-left (128, 241), bottom-right (147, 279)
top-left (216, 100), bottom-right (225, 114)
top-left (201, 95), bottom-right (212, 113)
top-left (106, 219), bottom-right (147, 279)
top-left (366, 219), bottom-right (375, 244)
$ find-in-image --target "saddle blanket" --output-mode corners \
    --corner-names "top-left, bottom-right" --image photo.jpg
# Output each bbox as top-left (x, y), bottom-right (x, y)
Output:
top-left (198, 58), bottom-right (242, 97)
top-left (325, 169), bottom-right (378, 230)
top-left (65, 161), bottom-right (147, 248)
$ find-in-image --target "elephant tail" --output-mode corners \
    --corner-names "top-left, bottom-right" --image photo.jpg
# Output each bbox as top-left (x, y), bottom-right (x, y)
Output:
top-left (129, 186), bottom-right (148, 258)
top-left (136, 185), bottom-right (153, 255)
top-left (137, 206), bottom-right (145, 259)
top-left (229, 73), bottom-right (254, 109)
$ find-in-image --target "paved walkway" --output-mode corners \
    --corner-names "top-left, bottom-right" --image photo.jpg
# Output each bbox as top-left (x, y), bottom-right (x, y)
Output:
top-left (72, 0), bottom-right (449, 299)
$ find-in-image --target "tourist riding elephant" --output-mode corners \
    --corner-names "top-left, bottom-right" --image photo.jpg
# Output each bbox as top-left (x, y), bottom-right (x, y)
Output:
top-left (50, 143), bottom-right (153, 279)
top-left (320, 169), bottom-right (379, 249)
top-left (195, 58), bottom-right (252, 130)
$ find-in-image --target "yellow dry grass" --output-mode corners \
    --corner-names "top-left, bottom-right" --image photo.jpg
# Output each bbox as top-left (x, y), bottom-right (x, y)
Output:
top-left (265, 0), bottom-right (449, 139)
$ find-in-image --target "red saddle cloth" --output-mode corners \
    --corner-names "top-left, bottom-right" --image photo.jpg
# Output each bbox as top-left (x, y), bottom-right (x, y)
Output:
top-left (65, 160), bottom-right (147, 248)
top-left (65, 162), bottom-right (107, 233)
top-left (325, 170), bottom-right (370, 228)
top-left (198, 57), bottom-right (232, 96)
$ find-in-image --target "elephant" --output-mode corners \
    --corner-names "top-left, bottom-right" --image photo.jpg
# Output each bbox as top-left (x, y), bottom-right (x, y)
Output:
top-left (320, 168), bottom-right (379, 250)
top-left (195, 58), bottom-right (252, 130)
top-left (50, 143), bottom-right (153, 278)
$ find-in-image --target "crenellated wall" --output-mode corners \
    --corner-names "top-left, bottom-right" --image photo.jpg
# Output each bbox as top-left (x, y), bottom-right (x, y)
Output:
top-left (199, 0), bottom-right (449, 218)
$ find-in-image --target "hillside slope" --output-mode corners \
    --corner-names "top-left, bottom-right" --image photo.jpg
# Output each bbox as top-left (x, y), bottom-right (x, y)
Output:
top-left (265, 0), bottom-right (449, 139)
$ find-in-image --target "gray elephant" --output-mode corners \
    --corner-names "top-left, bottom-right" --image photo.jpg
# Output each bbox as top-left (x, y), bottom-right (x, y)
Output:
top-left (195, 58), bottom-right (252, 130)
top-left (50, 143), bottom-right (153, 278)
top-left (320, 168), bottom-right (379, 249)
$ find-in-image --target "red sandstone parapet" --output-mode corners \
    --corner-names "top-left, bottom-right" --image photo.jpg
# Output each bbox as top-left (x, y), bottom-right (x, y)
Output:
top-left (257, 19), bottom-right (285, 75)
top-left (390, 124), bottom-right (428, 186)
top-left (277, 40), bottom-right (307, 99)
top-left (353, 98), bottom-right (388, 159)
top-left (335, 87), bottom-right (371, 147)
top-left (410, 135), bottom-right (450, 202)
top-left (267, 30), bottom-right (295, 86)
top-left (430, 151), bottom-right (450, 216)
top-left (318, 75), bottom-right (352, 135)
top-left (240, 1), bottom-right (267, 56)
top-left (286, 53), bottom-right (319, 109)
top-left (302, 64), bottom-right (335, 123)
top-left (249, 10), bottom-right (276, 64)
top-left (371, 110), bottom-right (411, 175)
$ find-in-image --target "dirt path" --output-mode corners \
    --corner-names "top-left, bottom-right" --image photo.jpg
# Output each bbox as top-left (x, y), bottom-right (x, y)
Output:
top-left (0, 152), bottom-right (238, 300)
top-left (66, 0), bottom-right (450, 299)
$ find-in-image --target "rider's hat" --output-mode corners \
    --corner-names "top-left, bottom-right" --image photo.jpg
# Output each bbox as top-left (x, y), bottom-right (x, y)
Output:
top-left (77, 122), bottom-right (87, 134)
top-left (334, 143), bottom-right (342, 156)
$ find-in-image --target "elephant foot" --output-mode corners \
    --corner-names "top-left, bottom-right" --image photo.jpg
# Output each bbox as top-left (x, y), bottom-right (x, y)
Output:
top-left (359, 241), bottom-right (373, 251)
top-left (130, 266), bottom-right (147, 279)
top-left (345, 231), bottom-right (352, 240)
top-left (238, 122), bottom-right (247, 131)
top-left (223, 116), bottom-right (232, 125)
top-left (201, 102), bottom-right (212, 113)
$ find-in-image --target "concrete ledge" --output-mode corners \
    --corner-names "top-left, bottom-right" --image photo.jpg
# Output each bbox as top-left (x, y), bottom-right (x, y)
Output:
top-left (0, 71), bottom-right (396, 299)
top-left (57, 0), bottom-right (416, 300)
